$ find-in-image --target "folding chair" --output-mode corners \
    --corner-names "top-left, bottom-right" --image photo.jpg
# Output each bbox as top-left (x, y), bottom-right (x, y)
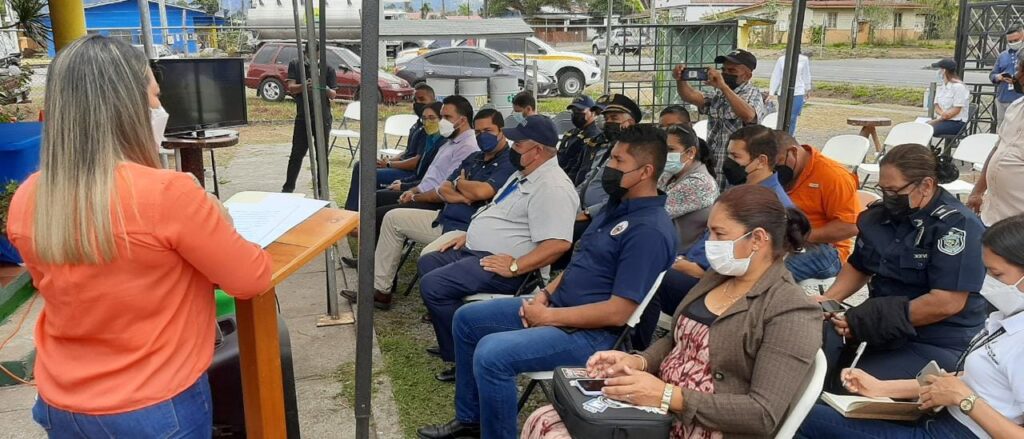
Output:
top-left (329, 101), bottom-right (361, 165)
top-left (930, 103), bottom-right (976, 156)
top-left (821, 135), bottom-right (871, 172)
top-left (857, 122), bottom-right (934, 188)
top-left (773, 350), bottom-right (827, 439)
top-left (516, 271), bottom-right (667, 411)
top-left (940, 133), bottom-right (999, 199)
top-left (692, 119), bottom-right (708, 141)
top-left (760, 112), bottom-right (779, 129)
top-left (380, 114), bottom-right (419, 158)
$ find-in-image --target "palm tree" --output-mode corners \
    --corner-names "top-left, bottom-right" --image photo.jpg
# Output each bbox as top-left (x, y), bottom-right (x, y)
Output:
top-left (420, 1), bottom-right (433, 19)
top-left (1, 0), bottom-right (50, 47)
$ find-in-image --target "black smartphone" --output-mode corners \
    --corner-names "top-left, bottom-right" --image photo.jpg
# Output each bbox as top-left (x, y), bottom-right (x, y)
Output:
top-left (1002, 73), bottom-right (1013, 79)
top-left (683, 67), bottom-right (709, 81)
top-left (572, 379), bottom-right (607, 396)
top-left (821, 299), bottom-right (845, 314)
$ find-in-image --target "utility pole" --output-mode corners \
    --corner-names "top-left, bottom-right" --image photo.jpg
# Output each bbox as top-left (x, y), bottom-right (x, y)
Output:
top-left (851, 0), bottom-right (862, 49)
top-left (157, 0), bottom-right (170, 49)
top-left (137, 0), bottom-right (156, 58)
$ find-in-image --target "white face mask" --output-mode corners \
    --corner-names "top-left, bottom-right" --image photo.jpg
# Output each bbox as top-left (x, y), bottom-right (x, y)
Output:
top-left (438, 118), bottom-right (456, 138)
top-left (663, 152), bottom-right (684, 176)
top-left (151, 106), bottom-right (169, 148)
top-left (706, 231), bottom-right (755, 277)
top-left (1009, 40), bottom-right (1024, 51)
top-left (980, 274), bottom-right (1024, 316)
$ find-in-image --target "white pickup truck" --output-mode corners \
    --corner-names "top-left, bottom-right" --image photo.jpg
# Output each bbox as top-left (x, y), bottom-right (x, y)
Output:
top-left (397, 37), bottom-right (601, 97)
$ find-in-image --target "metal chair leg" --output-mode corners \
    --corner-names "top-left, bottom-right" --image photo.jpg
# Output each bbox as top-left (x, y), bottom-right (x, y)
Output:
top-left (402, 273), bottom-right (420, 297)
top-left (391, 240), bottom-right (416, 293)
top-left (517, 379), bottom-right (538, 411)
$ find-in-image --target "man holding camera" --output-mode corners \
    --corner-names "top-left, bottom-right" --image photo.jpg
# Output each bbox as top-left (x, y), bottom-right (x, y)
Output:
top-left (673, 49), bottom-right (766, 188)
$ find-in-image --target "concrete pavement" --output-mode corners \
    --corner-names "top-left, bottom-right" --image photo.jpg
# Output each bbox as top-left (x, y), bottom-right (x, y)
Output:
top-left (0, 144), bottom-right (401, 439)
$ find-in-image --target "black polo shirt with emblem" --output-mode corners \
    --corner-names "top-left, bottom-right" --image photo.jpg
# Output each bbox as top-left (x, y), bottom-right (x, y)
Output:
top-left (848, 188), bottom-right (987, 349)
top-left (551, 195), bottom-right (676, 309)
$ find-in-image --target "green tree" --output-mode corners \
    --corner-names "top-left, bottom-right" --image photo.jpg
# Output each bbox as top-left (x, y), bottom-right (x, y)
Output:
top-left (1, 0), bottom-right (50, 46)
top-left (191, 0), bottom-right (221, 15)
top-left (584, 0), bottom-right (643, 16)
top-left (420, 1), bottom-right (433, 18)
top-left (486, 0), bottom-right (573, 17)
top-left (457, 1), bottom-right (473, 15)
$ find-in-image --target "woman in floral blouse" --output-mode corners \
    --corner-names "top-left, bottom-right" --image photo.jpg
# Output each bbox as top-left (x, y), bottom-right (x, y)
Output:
top-left (659, 125), bottom-right (719, 221)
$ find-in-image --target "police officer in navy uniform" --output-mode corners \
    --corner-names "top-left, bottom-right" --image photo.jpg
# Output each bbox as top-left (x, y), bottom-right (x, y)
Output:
top-left (815, 144), bottom-right (987, 393)
top-left (556, 95), bottom-right (607, 186)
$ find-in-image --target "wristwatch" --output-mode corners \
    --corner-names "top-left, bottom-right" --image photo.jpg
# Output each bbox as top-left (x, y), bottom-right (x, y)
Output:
top-left (959, 393), bottom-right (979, 414)
top-left (386, 161), bottom-right (392, 168)
top-left (509, 259), bottom-right (519, 274)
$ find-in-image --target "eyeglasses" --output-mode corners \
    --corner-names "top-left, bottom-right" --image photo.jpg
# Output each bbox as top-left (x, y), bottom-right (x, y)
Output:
top-left (880, 180), bottom-right (919, 198)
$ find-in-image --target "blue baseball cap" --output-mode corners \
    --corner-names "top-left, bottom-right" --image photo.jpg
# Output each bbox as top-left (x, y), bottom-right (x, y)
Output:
top-left (503, 115), bottom-right (559, 148)
top-left (567, 95), bottom-right (598, 112)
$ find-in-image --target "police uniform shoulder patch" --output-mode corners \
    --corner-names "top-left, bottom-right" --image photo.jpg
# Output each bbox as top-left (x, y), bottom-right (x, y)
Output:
top-left (938, 227), bottom-right (966, 256)
top-left (610, 221), bottom-right (629, 236)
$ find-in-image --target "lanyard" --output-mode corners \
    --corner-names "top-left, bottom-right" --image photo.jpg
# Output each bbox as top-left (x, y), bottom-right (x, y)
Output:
top-left (954, 327), bottom-right (1006, 373)
top-left (494, 178), bottom-right (522, 204)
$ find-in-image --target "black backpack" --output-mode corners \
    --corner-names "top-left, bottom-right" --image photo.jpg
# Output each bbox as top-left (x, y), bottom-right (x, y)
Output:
top-left (551, 366), bottom-right (674, 439)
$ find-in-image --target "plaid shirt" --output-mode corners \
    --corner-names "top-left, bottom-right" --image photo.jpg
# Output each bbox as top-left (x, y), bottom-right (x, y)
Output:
top-left (700, 82), bottom-right (767, 187)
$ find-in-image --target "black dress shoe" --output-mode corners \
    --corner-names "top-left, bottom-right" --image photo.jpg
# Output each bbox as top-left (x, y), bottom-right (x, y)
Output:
top-left (341, 257), bottom-right (358, 268)
top-left (417, 418), bottom-right (480, 439)
top-left (435, 366), bottom-right (456, 382)
top-left (421, 313), bottom-right (432, 323)
top-left (425, 346), bottom-right (441, 358)
top-left (339, 289), bottom-right (393, 310)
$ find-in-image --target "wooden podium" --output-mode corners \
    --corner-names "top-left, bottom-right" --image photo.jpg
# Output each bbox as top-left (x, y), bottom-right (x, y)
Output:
top-left (235, 207), bottom-right (358, 438)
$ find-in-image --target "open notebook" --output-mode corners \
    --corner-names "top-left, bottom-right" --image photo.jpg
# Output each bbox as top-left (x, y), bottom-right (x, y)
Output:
top-left (821, 392), bottom-right (926, 421)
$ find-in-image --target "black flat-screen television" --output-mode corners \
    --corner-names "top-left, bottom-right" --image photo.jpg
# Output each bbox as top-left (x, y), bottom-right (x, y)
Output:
top-left (152, 58), bottom-right (248, 136)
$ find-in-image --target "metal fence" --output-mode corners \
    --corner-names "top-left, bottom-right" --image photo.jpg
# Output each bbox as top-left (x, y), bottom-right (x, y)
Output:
top-left (953, 0), bottom-right (1021, 133)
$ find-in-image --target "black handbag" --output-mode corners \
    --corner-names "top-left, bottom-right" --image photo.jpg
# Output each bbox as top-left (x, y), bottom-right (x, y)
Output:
top-left (551, 366), bottom-right (674, 439)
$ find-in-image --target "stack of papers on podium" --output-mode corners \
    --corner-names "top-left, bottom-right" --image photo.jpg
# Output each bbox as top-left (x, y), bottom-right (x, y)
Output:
top-left (224, 192), bottom-right (329, 248)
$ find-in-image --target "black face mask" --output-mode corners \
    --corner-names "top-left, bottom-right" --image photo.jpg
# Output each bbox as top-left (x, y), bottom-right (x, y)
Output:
top-left (882, 193), bottom-right (919, 219)
top-left (600, 166), bottom-right (640, 202)
top-left (722, 158), bottom-right (750, 186)
top-left (776, 150), bottom-right (797, 189)
top-left (571, 112), bottom-right (588, 129)
top-left (603, 122), bottom-right (622, 142)
top-left (505, 144), bottom-right (524, 169)
top-left (413, 102), bottom-right (427, 118)
top-left (722, 74), bottom-right (742, 90)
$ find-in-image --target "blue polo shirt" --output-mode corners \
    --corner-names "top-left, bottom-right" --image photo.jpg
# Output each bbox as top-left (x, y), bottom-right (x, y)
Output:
top-left (991, 49), bottom-right (1023, 103)
top-left (399, 121), bottom-right (425, 161)
top-left (761, 172), bottom-right (795, 208)
top-left (435, 147), bottom-right (517, 233)
top-left (849, 188), bottom-right (987, 348)
top-left (551, 195), bottom-right (676, 308)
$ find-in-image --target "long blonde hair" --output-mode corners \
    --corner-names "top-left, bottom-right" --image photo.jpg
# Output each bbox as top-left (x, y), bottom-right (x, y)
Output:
top-left (34, 35), bottom-right (160, 264)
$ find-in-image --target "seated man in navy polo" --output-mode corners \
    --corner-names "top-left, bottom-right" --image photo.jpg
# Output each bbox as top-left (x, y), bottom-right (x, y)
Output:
top-left (417, 125), bottom-right (676, 439)
top-left (417, 115), bottom-right (579, 382)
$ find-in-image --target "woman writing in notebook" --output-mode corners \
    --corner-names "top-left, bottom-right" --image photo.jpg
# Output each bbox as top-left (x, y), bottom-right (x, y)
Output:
top-left (798, 214), bottom-right (1024, 438)
top-left (6, 35), bottom-right (272, 437)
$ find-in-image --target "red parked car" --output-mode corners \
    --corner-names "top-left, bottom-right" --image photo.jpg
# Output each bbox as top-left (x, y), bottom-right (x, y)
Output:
top-left (245, 42), bottom-right (414, 104)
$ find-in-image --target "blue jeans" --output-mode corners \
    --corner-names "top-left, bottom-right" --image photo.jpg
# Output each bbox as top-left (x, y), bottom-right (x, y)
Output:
top-left (797, 403), bottom-right (976, 438)
top-left (789, 94), bottom-right (805, 135)
top-left (419, 249), bottom-right (528, 362)
top-left (931, 120), bottom-right (966, 137)
top-left (33, 374), bottom-right (212, 438)
top-left (452, 298), bottom-right (620, 439)
top-left (785, 244), bottom-right (842, 283)
top-left (343, 161), bottom-right (414, 211)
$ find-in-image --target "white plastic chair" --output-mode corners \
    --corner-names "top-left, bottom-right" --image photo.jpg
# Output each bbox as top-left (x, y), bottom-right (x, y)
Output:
top-left (857, 122), bottom-right (935, 187)
top-left (940, 133), bottom-right (999, 197)
top-left (380, 114), bottom-right (419, 158)
top-left (822, 135), bottom-right (871, 171)
top-left (774, 350), bottom-right (827, 439)
top-left (693, 119), bottom-right (708, 141)
top-left (516, 271), bottom-right (667, 411)
top-left (760, 112), bottom-right (779, 129)
top-left (330, 101), bottom-right (361, 164)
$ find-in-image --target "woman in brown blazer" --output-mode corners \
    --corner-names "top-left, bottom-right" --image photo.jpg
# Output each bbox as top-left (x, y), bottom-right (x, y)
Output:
top-left (522, 184), bottom-right (822, 439)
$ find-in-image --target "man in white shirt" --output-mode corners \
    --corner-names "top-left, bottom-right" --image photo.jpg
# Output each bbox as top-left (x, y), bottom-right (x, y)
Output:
top-left (768, 52), bottom-right (812, 135)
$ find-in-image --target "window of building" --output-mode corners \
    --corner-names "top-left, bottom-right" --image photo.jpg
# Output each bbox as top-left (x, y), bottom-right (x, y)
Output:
top-left (893, 12), bottom-right (903, 28)
top-left (825, 12), bottom-right (838, 29)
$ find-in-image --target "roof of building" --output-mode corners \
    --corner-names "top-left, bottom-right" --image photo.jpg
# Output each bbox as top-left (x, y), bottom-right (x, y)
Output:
top-left (42, 0), bottom-right (217, 15)
top-left (380, 17), bottom-right (534, 39)
top-left (724, 0), bottom-right (927, 15)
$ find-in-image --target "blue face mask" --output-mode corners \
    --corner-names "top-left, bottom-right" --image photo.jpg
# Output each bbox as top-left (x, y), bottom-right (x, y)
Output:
top-left (477, 132), bottom-right (500, 153)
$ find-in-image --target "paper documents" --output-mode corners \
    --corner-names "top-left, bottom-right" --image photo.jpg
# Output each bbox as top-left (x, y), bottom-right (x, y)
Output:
top-left (225, 192), bottom-right (329, 248)
top-left (821, 392), bottom-right (924, 421)
top-left (915, 117), bottom-right (932, 125)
